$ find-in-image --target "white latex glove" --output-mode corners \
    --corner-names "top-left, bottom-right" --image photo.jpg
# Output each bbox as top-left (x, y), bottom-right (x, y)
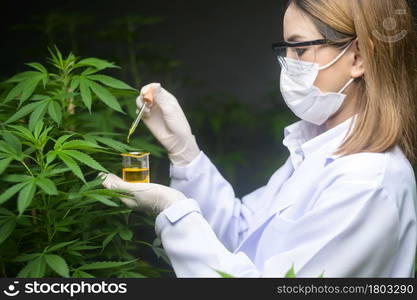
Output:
top-left (136, 82), bottom-right (200, 166)
top-left (98, 172), bottom-right (187, 214)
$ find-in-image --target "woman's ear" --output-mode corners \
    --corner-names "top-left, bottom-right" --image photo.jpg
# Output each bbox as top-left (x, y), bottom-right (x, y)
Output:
top-left (351, 39), bottom-right (365, 78)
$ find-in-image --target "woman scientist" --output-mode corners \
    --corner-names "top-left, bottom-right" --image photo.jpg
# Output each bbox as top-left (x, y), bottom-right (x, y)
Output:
top-left (99, 0), bottom-right (417, 277)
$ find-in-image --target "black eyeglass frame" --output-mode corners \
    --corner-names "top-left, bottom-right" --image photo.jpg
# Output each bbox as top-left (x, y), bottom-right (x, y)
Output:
top-left (271, 37), bottom-right (356, 52)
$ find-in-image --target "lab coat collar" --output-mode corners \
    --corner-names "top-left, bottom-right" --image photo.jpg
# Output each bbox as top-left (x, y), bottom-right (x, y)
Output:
top-left (283, 113), bottom-right (359, 168)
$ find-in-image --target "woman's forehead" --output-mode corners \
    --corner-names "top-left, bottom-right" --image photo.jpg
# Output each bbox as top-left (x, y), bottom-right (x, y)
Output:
top-left (283, 2), bottom-right (322, 41)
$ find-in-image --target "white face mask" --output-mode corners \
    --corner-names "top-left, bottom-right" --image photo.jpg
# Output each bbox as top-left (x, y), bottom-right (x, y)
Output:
top-left (280, 42), bottom-right (355, 126)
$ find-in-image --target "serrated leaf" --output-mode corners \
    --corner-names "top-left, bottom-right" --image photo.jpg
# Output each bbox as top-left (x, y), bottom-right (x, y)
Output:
top-left (5, 76), bottom-right (38, 104)
top-left (56, 227), bottom-right (71, 232)
top-left (40, 126), bottom-right (53, 145)
top-left (78, 260), bottom-right (136, 271)
top-left (5, 101), bottom-right (40, 124)
top-left (0, 141), bottom-right (16, 156)
top-left (70, 76), bottom-right (80, 91)
top-left (0, 157), bottom-right (13, 174)
top-left (67, 251), bottom-right (83, 257)
top-left (0, 218), bottom-right (16, 244)
top-left (83, 189), bottom-right (131, 199)
top-left (8, 73), bottom-right (46, 106)
top-left (62, 149), bottom-right (108, 172)
top-left (16, 262), bottom-right (31, 277)
top-left (119, 229), bottom-right (133, 241)
top-left (76, 58), bottom-right (119, 70)
top-left (57, 152), bottom-right (85, 183)
top-left (31, 256), bottom-right (47, 278)
top-left (118, 271), bottom-right (146, 278)
top-left (72, 270), bottom-right (95, 278)
top-left (60, 139), bottom-right (101, 150)
top-left (45, 240), bottom-right (78, 253)
top-left (12, 253), bottom-right (41, 262)
top-left (5, 71), bottom-right (39, 83)
top-left (284, 264), bottom-right (296, 278)
top-left (17, 181), bottom-right (36, 215)
top-left (86, 194), bottom-right (118, 207)
top-left (28, 256), bottom-right (47, 278)
top-left (3, 174), bottom-right (32, 182)
top-left (47, 101), bottom-right (62, 125)
top-left (79, 177), bottom-right (104, 192)
top-left (45, 167), bottom-right (70, 177)
top-left (79, 77), bottom-right (92, 112)
top-left (0, 181), bottom-right (30, 205)
top-left (214, 269), bottom-right (235, 278)
top-left (28, 100), bottom-right (48, 131)
top-left (19, 76), bottom-right (44, 105)
top-left (69, 245), bottom-right (101, 251)
top-left (88, 80), bottom-right (124, 113)
top-left (87, 75), bottom-right (136, 90)
top-left (46, 151), bottom-right (57, 165)
top-left (33, 120), bottom-right (44, 140)
top-left (6, 125), bottom-right (34, 144)
top-left (18, 256), bottom-right (46, 278)
top-left (36, 177), bottom-right (58, 195)
top-left (2, 131), bottom-right (22, 153)
top-left (45, 254), bottom-right (69, 278)
top-left (94, 136), bottom-right (135, 152)
top-left (81, 67), bottom-right (100, 76)
top-left (26, 62), bottom-right (47, 74)
top-left (102, 231), bottom-right (118, 249)
top-left (54, 134), bottom-right (76, 149)
top-left (0, 207), bottom-right (14, 217)
top-left (31, 94), bottom-right (50, 101)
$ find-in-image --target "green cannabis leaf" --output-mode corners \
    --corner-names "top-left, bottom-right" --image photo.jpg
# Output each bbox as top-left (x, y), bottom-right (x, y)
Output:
top-left (0, 46), bottom-right (163, 278)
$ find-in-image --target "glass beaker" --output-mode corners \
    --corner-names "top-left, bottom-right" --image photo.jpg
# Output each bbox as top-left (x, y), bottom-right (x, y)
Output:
top-left (121, 152), bottom-right (150, 183)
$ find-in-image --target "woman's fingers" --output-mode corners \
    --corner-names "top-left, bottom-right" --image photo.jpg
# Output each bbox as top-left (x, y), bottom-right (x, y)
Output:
top-left (119, 196), bottom-right (138, 209)
top-left (140, 83), bottom-right (181, 117)
top-left (135, 93), bottom-right (152, 118)
top-left (100, 172), bottom-right (158, 193)
top-left (135, 82), bottom-right (161, 117)
top-left (100, 172), bottom-right (132, 191)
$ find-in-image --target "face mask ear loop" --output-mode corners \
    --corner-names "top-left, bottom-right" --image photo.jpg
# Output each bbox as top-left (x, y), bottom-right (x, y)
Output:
top-left (318, 40), bottom-right (354, 71)
top-left (338, 78), bottom-right (355, 94)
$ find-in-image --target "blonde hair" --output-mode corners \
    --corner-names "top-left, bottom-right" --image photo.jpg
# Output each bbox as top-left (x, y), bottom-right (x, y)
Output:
top-left (289, 0), bottom-right (417, 164)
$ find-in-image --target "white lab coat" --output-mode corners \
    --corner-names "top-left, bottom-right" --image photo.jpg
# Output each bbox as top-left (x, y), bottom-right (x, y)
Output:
top-left (154, 114), bottom-right (417, 277)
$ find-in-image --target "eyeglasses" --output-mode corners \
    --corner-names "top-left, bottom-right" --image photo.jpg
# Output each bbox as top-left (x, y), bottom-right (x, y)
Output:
top-left (271, 38), bottom-right (355, 75)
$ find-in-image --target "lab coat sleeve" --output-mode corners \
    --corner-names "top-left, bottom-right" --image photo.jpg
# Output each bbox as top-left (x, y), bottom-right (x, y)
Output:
top-left (155, 178), bottom-right (401, 277)
top-left (168, 150), bottom-right (266, 251)
top-left (154, 197), bottom-right (262, 277)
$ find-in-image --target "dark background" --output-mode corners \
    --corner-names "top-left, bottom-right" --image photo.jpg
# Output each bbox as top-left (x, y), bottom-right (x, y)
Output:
top-left (1, 0), bottom-right (417, 196)
top-left (1, 0), bottom-right (285, 107)
top-left (0, 0), bottom-right (295, 198)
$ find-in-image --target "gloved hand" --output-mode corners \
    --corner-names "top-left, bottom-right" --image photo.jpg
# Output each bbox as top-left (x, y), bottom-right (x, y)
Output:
top-left (136, 82), bottom-right (200, 166)
top-left (98, 172), bottom-right (187, 214)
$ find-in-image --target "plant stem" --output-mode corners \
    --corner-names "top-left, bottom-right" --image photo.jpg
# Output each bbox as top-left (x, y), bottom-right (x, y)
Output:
top-left (67, 87), bottom-right (75, 115)
top-left (63, 208), bottom-right (72, 219)
top-left (21, 160), bottom-right (34, 177)
top-left (31, 209), bottom-right (38, 225)
top-left (36, 151), bottom-right (45, 172)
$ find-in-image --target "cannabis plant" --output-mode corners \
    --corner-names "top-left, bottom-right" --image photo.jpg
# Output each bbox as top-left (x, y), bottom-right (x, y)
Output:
top-left (0, 47), bottom-right (166, 278)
